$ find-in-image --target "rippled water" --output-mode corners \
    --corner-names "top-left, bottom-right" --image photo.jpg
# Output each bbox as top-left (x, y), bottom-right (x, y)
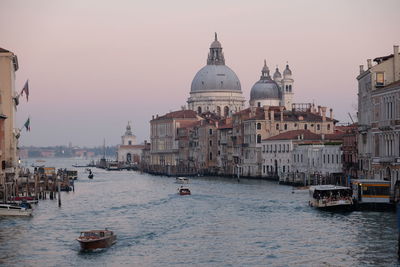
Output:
top-left (0, 158), bottom-right (399, 266)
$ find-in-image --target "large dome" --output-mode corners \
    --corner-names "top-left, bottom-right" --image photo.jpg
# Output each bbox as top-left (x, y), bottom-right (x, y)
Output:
top-left (191, 65), bottom-right (241, 92)
top-left (250, 79), bottom-right (281, 100)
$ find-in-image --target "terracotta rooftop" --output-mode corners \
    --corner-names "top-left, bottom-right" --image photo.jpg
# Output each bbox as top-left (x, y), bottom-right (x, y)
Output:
top-left (264, 130), bottom-right (322, 141)
top-left (152, 110), bottom-right (198, 121)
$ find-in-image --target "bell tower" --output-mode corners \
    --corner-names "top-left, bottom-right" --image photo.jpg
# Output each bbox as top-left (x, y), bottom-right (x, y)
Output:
top-left (281, 63), bottom-right (294, 110)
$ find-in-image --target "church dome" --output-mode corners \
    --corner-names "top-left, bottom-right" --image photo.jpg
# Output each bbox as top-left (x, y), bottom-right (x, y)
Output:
top-left (273, 67), bottom-right (282, 80)
top-left (250, 80), bottom-right (281, 100)
top-left (190, 33), bottom-right (241, 93)
top-left (191, 65), bottom-right (241, 92)
top-left (250, 61), bottom-right (281, 101)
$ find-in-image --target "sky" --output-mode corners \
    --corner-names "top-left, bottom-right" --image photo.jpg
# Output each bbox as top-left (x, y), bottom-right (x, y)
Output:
top-left (0, 0), bottom-right (399, 147)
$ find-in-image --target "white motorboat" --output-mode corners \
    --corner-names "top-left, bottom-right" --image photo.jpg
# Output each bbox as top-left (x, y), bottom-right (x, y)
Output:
top-left (0, 203), bottom-right (33, 216)
top-left (176, 177), bottom-right (189, 184)
top-left (309, 185), bottom-right (353, 210)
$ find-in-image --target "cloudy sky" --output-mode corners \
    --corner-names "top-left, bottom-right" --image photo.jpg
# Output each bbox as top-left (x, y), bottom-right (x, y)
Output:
top-left (1, 0), bottom-right (399, 147)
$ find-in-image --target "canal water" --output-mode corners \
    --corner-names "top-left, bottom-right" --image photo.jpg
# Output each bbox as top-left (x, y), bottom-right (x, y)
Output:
top-left (0, 158), bottom-right (398, 266)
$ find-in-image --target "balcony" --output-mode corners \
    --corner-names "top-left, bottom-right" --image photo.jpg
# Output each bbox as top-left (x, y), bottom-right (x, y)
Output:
top-left (372, 157), bottom-right (395, 164)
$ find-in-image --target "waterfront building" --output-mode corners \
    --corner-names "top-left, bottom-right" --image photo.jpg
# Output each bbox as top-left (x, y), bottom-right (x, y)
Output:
top-left (217, 118), bottom-right (235, 176)
top-left (357, 45), bottom-right (400, 191)
top-left (341, 123), bottom-right (358, 182)
top-left (261, 130), bottom-right (343, 182)
top-left (187, 33), bottom-right (245, 116)
top-left (238, 104), bottom-right (336, 177)
top-left (117, 122), bottom-right (144, 164)
top-left (0, 47), bottom-right (19, 197)
top-left (149, 110), bottom-right (201, 175)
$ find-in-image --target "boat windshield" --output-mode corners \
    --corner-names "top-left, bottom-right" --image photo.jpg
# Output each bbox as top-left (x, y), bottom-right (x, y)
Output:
top-left (82, 232), bottom-right (100, 238)
top-left (313, 189), bottom-right (352, 201)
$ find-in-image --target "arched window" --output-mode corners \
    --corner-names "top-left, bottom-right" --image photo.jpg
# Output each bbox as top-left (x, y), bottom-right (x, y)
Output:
top-left (317, 124), bottom-right (320, 130)
top-left (257, 134), bottom-right (261, 144)
top-left (217, 106), bottom-right (221, 116)
top-left (128, 140), bottom-right (132, 145)
top-left (276, 124), bottom-right (279, 130)
top-left (257, 123), bottom-right (261, 130)
top-left (126, 153), bottom-right (132, 163)
top-left (284, 124), bottom-right (287, 130)
top-left (289, 85), bottom-right (292, 92)
top-left (197, 106), bottom-right (202, 114)
top-left (327, 124), bottom-right (331, 130)
top-left (285, 85), bottom-right (288, 90)
top-left (224, 106), bottom-right (229, 117)
top-left (304, 124), bottom-right (308, 130)
top-left (209, 140), bottom-right (212, 146)
top-left (209, 152), bottom-right (213, 160)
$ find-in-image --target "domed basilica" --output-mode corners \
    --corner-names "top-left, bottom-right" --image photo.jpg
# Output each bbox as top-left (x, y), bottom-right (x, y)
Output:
top-left (187, 34), bottom-right (294, 116)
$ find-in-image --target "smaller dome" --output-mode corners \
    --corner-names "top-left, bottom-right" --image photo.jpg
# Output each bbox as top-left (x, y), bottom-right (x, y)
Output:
top-left (273, 67), bottom-right (282, 80)
top-left (283, 64), bottom-right (292, 77)
top-left (250, 80), bottom-right (281, 100)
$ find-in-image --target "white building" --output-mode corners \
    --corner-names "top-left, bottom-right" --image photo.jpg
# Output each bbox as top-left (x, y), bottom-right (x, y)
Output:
top-left (117, 122), bottom-right (144, 164)
top-left (261, 130), bottom-right (343, 179)
top-left (187, 33), bottom-right (245, 116)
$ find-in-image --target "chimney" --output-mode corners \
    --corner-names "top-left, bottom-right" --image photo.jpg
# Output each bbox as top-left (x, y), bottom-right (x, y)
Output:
top-left (321, 107), bottom-right (327, 122)
top-left (280, 107), bottom-right (284, 122)
top-left (367, 59), bottom-right (372, 69)
top-left (394, 45), bottom-right (399, 81)
top-left (359, 65), bottom-right (364, 75)
top-left (317, 105), bottom-right (321, 115)
top-left (270, 110), bottom-right (275, 123)
top-left (263, 105), bottom-right (270, 121)
top-left (329, 108), bottom-right (333, 120)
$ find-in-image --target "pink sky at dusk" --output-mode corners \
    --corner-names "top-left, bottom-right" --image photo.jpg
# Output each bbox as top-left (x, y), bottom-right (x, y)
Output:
top-left (1, 0), bottom-right (399, 147)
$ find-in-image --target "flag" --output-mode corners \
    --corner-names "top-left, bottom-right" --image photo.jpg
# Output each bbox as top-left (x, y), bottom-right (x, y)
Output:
top-left (20, 80), bottom-right (29, 101)
top-left (24, 118), bottom-right (30, 131)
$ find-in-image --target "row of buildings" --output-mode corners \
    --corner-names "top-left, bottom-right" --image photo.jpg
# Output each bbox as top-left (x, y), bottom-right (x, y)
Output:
top-left (141, 34), bottom-right (352, 185)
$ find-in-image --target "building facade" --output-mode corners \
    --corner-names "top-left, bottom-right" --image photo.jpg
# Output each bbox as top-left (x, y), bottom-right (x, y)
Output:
top-left (357, 45), bottom-right (400, 192)
top-left (117, 122), bottom-right (144, 164)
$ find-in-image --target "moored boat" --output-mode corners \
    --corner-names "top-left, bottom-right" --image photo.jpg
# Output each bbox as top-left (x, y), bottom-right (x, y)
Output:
top-left (176, 177), bottom-right (189, 184)
top-left (309, 185), bottom-right (353, 210)
top-left (77, 229), bottom-right (116, 250)
top-left (178, 186), bottom-right (191, 195)
top-left (0, 202), bottom-right (33, 216)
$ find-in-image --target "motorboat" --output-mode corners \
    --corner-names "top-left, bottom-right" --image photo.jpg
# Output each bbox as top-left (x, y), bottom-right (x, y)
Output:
top-left (309, 185), bottom-right (353, 210)
top-left (178, 186), bottom-right (191, 196)
top-left (0, 202), bottom-right (33, 216)
top-left (176, 177), bottom-right (189, 184)
top-left (77, 229), bottom-right (116, 250)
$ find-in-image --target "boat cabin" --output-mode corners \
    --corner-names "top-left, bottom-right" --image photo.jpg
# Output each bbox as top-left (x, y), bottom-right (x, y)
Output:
top-left (351, 179), bottom-right (391, 204)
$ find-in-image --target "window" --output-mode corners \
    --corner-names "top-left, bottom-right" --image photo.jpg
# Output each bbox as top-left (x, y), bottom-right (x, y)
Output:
top-left (209, 129), bottom-right (213, 135)
top-left (197, 107), bottom-right (202, 114)
top-left (327, 124), bottom-right (331, 130)
top-left (258, 102), bottom-right (261, 107)
top-left (317, 124), bottom-right (320, 130)
top-left (209, 140), bottom-right (212, 146)
top-left (209, 152), bottom-right (213, 160)
top-left (376, 72), bottom-right (385, 87)
top-left (128, 140), bottom-right (132, 145)
top-left (218, 150), bottom-right (220, 155)
top-left (257, 134), bottom-right (261, 144)
top-left (257, 123), bottom-right (261, 130)
top-left (289, 85), bottom-right (292, 92)
top-left (284, 124), bottom-right (287, 130)
top-left (276, 124), bottom-right (279, 130)
top-left (304, 124), bottom-right (308, 130)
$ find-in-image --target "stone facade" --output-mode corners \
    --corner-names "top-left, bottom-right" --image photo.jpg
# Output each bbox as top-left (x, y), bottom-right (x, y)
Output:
top-left (117, 122), bottom-right (144, 164)
top-left (357, 45), bottom-right (400, 193)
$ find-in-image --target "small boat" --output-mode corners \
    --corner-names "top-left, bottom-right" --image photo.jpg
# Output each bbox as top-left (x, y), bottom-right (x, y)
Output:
top-left (77, 229), bottom-right (116, 250)
top-left (9, 196), bottom-right (38, 204)
top-left (176, 177), bottom-right (189, 184)
top-left (309, 185), bottom-right (353, 210)
top-left (178, 186), bottom-right (191, 196)
top-left (0, 202), bottom-right (33, 216)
